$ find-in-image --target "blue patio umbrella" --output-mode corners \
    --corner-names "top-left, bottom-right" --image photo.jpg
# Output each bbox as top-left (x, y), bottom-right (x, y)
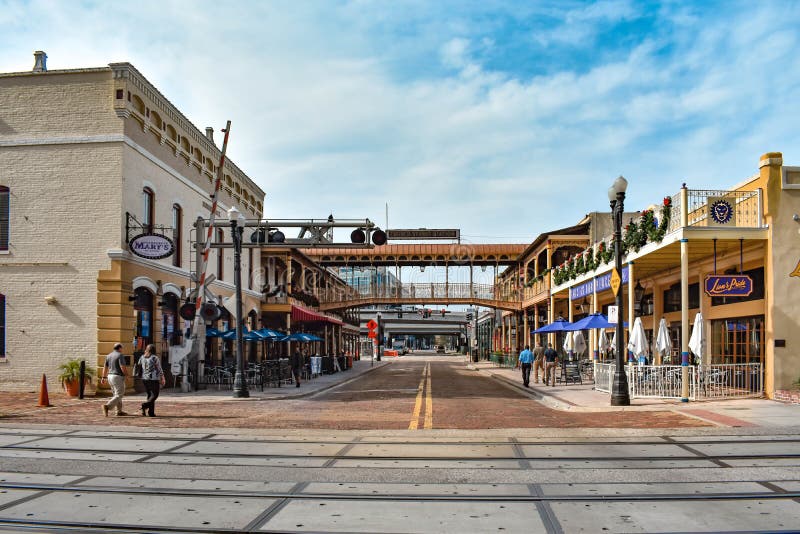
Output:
top-left (221, 327), bottom-right (263, 342)
top-left (566, 313), bottom-right (627, 331)
top-left (280, 332), bottom-right (323, 342)
top-left (205, 327), bottom-right (224, 338)
top-left (254, 328), bottom-right (284, 340)
top-left (532, 317), bottom-right (572, 333)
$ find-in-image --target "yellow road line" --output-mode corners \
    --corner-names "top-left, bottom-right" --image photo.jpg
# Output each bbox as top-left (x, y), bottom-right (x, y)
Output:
top-left (423, 362), bottom-right (433, 429)
top-left (408, 363), bottom-right (428, 430)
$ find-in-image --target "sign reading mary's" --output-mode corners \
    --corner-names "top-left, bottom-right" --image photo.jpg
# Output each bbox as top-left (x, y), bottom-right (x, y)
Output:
top-left (128, 233), bottom-right (174, 260)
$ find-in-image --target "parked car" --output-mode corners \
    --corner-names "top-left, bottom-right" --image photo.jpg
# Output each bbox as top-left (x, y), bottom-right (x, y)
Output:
top-left (436, 345), bottom-right (446, 354)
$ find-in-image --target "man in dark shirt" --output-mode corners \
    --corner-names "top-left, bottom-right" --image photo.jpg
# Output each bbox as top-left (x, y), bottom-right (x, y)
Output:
top-left (290, 349), bottom-right (303, 388)
top-left (544, 343), bottom-right (559, 386)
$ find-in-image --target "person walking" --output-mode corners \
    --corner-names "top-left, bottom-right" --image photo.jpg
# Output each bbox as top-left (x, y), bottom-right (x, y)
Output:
top-left (517, 345), bottom-right (533, 387)
top-left (138, 344), bottom-right (165, 417)
top-left (544, 343), bottom-right (559, 386)
top-left (101, 343), bottom-right (128, 416)
top-left (532, 341), bottom-right (545, 383)
top-left (290, 348), bottom-right (303, 388)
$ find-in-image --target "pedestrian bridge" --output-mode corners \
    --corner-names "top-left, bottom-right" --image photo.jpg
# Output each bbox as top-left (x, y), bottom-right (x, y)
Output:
top-left (315, 283), bottom-right (521, 312)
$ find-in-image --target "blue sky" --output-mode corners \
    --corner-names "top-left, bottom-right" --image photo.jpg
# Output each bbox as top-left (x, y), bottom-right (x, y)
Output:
top-left (3, 0), bottom-right (800, 246)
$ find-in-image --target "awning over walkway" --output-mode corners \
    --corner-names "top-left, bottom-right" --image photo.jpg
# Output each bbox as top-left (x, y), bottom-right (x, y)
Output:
top-left (291, 304), bottom-right (343, 325)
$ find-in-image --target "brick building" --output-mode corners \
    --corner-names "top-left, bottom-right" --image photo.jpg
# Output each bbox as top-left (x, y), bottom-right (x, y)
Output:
top-left (0, 52), bottom-right (265, 391)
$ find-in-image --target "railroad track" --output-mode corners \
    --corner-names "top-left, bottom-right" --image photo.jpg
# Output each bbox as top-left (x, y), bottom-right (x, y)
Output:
top-left (1, 427), bottom-right (799, 532)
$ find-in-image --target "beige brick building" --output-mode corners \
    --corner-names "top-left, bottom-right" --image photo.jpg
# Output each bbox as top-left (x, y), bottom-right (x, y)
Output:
top-left (0, 52), bottom-right (265, 391)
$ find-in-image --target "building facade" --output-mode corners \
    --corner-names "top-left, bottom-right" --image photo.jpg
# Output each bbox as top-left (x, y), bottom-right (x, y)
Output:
top-left (0, 53), bottom-right (265, 391)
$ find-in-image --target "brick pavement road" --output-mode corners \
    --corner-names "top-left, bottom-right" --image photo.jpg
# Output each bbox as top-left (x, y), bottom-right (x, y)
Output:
top-left (1, 359), bottom-right (710, 430)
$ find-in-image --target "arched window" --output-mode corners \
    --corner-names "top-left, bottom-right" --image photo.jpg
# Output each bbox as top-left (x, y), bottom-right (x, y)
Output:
top-left (142, 187), bottom-right (154, 232)
top-left (172, 204), bottom-right (182, 268)
top-left (0, 186), bottom-right (9, 251)
top-left (0, 292), bottom-right (5, 357)
top-left (217, 228), bottom-right (224, 280)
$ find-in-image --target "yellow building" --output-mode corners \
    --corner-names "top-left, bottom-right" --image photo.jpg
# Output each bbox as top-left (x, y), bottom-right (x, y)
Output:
top-left (504, 152), bottom-right (799, 399)
top-left (0, 52), bottom-right (265, 391)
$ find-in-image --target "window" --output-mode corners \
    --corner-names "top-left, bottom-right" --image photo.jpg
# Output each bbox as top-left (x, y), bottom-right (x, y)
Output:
top-left (172, 204), bottom-right (182, 268)
top-left (710, 316), bottom-right (764, 365)
top-left (0, 292), bottom-right (5, 357)
top-left (663, 282), bottom-right (700, 313)
top-left (142, 187), bottom-right (154, 232)
top-left (0, 186), bottom-right (9, 251)
top-left (217, 228), bottom-right (224, 280)
top-left (248, 248), bottom-right (253, 290)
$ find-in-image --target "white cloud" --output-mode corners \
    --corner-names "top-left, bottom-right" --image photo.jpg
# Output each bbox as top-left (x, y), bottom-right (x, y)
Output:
top-left (1, 0), bottom-right (800, 243)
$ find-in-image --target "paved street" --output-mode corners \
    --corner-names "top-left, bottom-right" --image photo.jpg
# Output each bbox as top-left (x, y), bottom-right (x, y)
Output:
top-left (1, 424), bottom-right (800, 532)
top-left (3, 355), bottom-right (713, 430)
top-left (3, 353), bottom-right (800, 532)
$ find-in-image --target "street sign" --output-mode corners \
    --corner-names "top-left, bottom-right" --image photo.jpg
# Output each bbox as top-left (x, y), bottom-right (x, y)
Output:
top-left (366, 319), bottom-right (378, 330)
top-left (610, 268), bottom-right (621, 296)
top-left (608, 305), bottom-right (619, 324)
top-left (367, 330), bottom-right (377, 339)
top-left (386, 228), bottom-right (460, 240)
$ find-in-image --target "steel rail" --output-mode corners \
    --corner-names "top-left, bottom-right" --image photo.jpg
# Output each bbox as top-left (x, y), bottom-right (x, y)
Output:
top-left (0, 481), bottom-right (797, 503)
top-left (3, 445), bottom-right (800, 463)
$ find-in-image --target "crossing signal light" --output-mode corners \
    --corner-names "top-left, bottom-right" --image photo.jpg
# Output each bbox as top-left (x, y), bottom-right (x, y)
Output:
top-left (179, 303), bottom-right (196, 321)
top-left (350, 228), bottom-right (366, 243)
top-left (466, 313), bottom-right (473, 321)
top-left (371, 229), bottom-right (387, 246)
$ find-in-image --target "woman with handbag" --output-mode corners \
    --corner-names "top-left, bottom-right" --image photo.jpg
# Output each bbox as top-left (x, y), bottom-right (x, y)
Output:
top-left (137, 344), bottom-right (166, 417)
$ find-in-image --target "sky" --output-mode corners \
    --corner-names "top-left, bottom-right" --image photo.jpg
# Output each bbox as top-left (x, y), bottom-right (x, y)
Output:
top-left (2, 0), bottom-right (800, 248)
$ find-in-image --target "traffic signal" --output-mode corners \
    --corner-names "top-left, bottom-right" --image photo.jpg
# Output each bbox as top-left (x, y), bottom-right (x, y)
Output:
top-left (466, 313), bottom-right (473, 321)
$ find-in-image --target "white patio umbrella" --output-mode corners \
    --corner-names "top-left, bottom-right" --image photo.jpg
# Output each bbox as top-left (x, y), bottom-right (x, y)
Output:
top-left (573, 331), bottom-right (587, 358)
top-left (627, 317), bottom-right (650, 365)
top-left (655, 318), bottom-right (672, 364)
top-left (688, 312), bottom-right (706, 365)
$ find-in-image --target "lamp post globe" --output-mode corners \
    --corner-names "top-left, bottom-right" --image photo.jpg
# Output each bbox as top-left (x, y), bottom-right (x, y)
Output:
top-left (610, 175), bottom-right (631, 406)
top-left (228, 206), bottom-right (249, 398)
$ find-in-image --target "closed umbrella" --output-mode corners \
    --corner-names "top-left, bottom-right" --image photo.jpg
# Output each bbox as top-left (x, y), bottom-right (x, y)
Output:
top-left (627, 317), bottom-right (649, 365)
top-left (688, 312), bottom-right (705, 365)
top-left (655, 318), bottom-right (672, 364)
top-left (573, 331), bottom-right (587, 358)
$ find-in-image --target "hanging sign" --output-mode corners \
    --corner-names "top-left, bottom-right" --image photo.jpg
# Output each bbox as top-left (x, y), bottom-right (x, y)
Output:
top-left (128, 233), bottom-right (174, 259)
top-left (704, 274), bottom-right (753, 297)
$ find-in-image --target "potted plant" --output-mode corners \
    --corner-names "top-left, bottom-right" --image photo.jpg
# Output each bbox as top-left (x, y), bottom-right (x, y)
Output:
top-left (57, 358), bottom-right (94, 397)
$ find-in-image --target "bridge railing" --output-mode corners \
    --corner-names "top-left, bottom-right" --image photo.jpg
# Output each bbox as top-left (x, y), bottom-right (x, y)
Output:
top-left (315, 283), bottom-right (508, 303)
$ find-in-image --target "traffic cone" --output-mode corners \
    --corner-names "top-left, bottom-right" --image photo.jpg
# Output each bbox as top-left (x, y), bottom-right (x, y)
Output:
top-left (38, 374), bottom-right (51, 407)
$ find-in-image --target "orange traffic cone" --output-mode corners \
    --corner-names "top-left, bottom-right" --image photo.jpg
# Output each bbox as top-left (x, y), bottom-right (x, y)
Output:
top-left (38, 374), bottom-right (51, 407)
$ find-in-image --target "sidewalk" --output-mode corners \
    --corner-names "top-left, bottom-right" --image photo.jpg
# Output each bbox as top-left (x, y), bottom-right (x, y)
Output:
top-left (157, 358), bottom-right (389, 402)
top-left (472, 360), bottom-right (800, 428)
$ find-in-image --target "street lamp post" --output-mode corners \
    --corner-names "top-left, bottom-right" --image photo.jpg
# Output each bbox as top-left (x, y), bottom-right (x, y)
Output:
top-left (228, 206), bottom-right (249, 398)
top-left (376, 311), bottom-right (382, 361)
top-left (608, 176), bottom-right (631, 406)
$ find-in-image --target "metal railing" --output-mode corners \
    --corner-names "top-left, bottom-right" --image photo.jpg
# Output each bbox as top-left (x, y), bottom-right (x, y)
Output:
top-left (316, 283), bottom-right (501, 302)
top-left (522, 278), bottom-right (550, 302)
top-left (686, 189), bottom-right (762, 228)
top-left (594, 363), bottom-right (763, 400)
